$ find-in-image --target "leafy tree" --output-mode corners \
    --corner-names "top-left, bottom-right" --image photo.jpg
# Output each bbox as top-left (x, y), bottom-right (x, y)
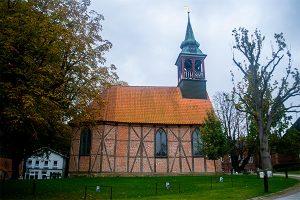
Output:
top-left (231, 27), bottom-right (300, 170)
top-left (201, 110), bottom-right (228, 172)
top-left (277, 118), bottom-right (300, 156)
top-left (0, 0), bottom-right (121, 179)
top-left (280, 127), bottom-right (300, 156)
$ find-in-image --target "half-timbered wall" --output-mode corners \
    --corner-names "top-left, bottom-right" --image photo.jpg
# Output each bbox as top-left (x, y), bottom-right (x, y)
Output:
top-left (69, 123), bottom-right (221, 175)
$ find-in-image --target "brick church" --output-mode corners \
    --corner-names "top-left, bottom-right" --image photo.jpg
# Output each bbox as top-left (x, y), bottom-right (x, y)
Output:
top-left (69, 13), bottom-right (221, 175)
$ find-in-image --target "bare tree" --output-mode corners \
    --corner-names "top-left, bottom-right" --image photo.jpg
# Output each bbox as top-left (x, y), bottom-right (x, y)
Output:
top-left (231, 27), bottom-right (300, 170)
top-left (213, 92), bottom-right (256, 172)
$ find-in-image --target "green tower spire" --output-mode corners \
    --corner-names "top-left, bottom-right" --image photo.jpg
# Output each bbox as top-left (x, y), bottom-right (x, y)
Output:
top-left (180, 12), bottom-right (204, 55)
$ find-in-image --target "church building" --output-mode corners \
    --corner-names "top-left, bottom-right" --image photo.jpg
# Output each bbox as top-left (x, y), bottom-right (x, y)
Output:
top-left (69, 13), bottom-right (221, 175)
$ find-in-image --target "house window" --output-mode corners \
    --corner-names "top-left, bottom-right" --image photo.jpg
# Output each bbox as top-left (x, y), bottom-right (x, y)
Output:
top-left (35, 160), bottom-right (39, 168)
top-left (155, 128), bottom-right (167, 157)
top-left (27, 159), bottom-right (32, 166)
top-left (79, 127), bottom-right (92, 156)
top-left (44, 160), bottom-right (49, 168)
top-left (34, 171), bottom-right (38, 179)
top-left (53, 161), bottom-right (58, 167)
top-left (42, 171), bottom-right (47, 179)
top-left (29, 171), bottom-right (35, 180)
top-left (192, 128), bottom-right (203, 156)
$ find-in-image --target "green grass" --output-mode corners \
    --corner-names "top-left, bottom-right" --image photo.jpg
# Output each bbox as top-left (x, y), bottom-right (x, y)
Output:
top-left (0, 174), bottom-right (298, 199)
top-left (287, 170), bottom-right (300, 175)
top-left (275, 170), bottom-right (300, 175)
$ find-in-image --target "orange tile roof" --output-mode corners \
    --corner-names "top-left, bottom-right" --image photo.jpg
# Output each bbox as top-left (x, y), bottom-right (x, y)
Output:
top-left (92, 86), bottom-right (213, 125)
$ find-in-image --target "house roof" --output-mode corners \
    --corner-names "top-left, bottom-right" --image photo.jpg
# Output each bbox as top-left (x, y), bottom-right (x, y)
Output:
top-left (31, 147), bottom-right (67, 158)
top-left (91, 86), bottom-right (212, 125)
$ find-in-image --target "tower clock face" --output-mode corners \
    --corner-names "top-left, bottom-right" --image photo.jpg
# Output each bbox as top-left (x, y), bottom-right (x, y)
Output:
top-left (189, 46), bottom-right (196, 53)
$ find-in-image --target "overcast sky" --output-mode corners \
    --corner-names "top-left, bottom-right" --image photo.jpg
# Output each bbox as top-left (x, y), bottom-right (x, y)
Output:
top-left (91, 0), bottom-right (300, 121)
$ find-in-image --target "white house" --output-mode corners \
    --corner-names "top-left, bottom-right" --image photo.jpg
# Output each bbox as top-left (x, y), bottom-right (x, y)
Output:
top-left (25, 147), bottom-right (67, 180)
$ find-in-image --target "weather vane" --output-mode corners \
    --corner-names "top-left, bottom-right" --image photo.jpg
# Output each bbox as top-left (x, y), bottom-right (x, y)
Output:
top-left (184, 5), bottom-right (190, 14)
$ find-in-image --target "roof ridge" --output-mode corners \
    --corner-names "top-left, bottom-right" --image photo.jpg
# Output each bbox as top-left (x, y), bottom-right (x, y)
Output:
top-left (111, 85), bottom-right (178, 89)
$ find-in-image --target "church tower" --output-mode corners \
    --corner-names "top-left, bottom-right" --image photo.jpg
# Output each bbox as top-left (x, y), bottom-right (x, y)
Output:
top-left (175, 12), bottom-right (207, 99)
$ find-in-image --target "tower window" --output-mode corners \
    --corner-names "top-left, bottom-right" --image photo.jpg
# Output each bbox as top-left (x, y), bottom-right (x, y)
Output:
top-left (195, 60), bottom-right (203, 79)
top-left (184, 59), bottom-right (193, 79)
top-left (195, 60), bottom-right (202, 71)
top-left (79, 127), bottom-right (92, 156)
top-left (155, 128), bottom-right (167, 157)
top-left (192, 128), bottom-right (203, 156)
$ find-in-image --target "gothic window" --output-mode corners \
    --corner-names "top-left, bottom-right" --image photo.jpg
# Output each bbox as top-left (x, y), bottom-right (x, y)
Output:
top-left (249, 156), bottom-right (254, 163)
top-left (155, 128), bottom-right (167, 157)
top-left (192, 128), bottom-right (203, 156)
top-left (79, 127), bottom-right (91, 156)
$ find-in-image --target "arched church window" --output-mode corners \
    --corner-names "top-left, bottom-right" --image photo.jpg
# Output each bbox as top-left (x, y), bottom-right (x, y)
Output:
top-left (155, 128), bottom-right (167, 157)
top-left (192, 128), bottom-right (203, 156)
top-left (184, 59), bottom-right (192, 79)
top-left (79, 127), bottom-right (91, 156)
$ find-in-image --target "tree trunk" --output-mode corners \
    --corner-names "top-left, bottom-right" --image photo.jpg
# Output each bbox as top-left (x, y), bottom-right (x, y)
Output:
top-left (214, 160), bottom-right (216, 174)
top-left (11, 158), bottom-right (21, 180)
top-left (259, 129), bottom-right (272, 170)
top-left (231, 154), bottom-right (239, 173)
top-left (237, 155), bottom-right (250, 173)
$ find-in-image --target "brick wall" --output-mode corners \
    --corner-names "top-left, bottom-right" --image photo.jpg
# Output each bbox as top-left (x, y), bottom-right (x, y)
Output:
top-left (221, 155), bottom-right (257, 173)
top-left (69, 123), bottom-right (222, 175)
top-left (0, 157), bottom-right (23, 179)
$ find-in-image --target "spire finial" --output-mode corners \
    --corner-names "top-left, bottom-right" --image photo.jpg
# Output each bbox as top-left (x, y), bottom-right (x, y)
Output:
top-left (179, 8), bottom-right (204, 55)
top-left (184, 6), bottom-right (190, 14)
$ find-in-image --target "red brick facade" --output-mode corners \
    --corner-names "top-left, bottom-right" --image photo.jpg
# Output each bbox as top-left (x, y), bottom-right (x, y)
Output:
top-left (272, 153), bottom-right (300, 168)
top-left (221, 155), bottom-right (257, 173)
top-left (69, 123), bottom-right (221, 175)
top-left (0, 157), bottom-right (23, 179)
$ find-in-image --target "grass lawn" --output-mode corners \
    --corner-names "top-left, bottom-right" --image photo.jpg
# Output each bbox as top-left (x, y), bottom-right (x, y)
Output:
top-left (0, 174), bottom-right (298, 199)
top-left (286, 170), bottom-right (300, 175)
top-left (275, 170), bottom-right (300, 175)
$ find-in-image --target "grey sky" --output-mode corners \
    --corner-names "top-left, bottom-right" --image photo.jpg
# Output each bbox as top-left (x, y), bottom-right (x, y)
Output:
top-left (91, 0), bottom-right (300, 121)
